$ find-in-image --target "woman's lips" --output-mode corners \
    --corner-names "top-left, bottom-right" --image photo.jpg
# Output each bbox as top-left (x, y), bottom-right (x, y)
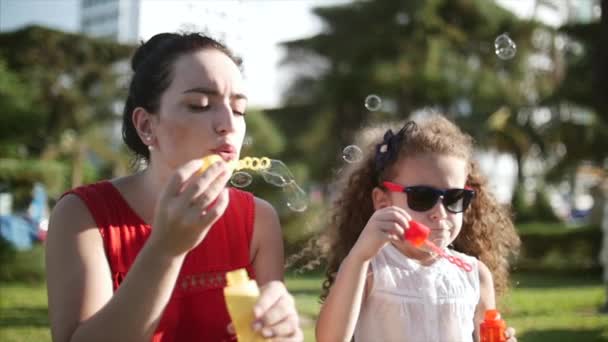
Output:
top-left (211, 144), bottom-right (237, 161)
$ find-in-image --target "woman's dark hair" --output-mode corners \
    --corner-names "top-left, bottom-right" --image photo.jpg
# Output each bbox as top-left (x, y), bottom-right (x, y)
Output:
top-left (122, 32), bottom-right (242, 162)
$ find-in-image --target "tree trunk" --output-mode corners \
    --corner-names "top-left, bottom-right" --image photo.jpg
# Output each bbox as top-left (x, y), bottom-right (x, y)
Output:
top-left (71, 142), bottom-right (86, 188)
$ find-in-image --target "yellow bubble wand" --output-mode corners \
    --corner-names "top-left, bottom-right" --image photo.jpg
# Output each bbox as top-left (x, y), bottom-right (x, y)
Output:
top-left (199, 155), bottom-right (272, 173)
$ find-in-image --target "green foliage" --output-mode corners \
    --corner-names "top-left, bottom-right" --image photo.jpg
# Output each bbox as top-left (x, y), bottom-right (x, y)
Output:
top-left (280, 0), bottom-right (538, 182)
top-left (0, 158), bottom-right (68, 198)
top-left (516, 222), bottom-right (602, 271)
top-left (0, 26), bottom-right (133, 158)
top-left (0, 25), bottom-right (134, 189)
top-left (531, 187), bottom-right (561, 223)
top-left (241, 109), bottom-right (286, 157)
top-left (512, 183), bottom-right (532, 222)
top-left (0, 243), bottom-right (46, 283)
top-left (0, 59), bottom-right (41, 151)
top-left (512, 184), bottom-right (561, 223)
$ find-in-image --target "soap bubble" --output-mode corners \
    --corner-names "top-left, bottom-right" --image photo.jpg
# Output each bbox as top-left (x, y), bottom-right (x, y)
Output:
top-left (494, 33), bottom-right (517, 60)
top-left (342, 145), bottom-right (363, 163)
top-left (283, 181), bottom-right (308, 212)
top-left (260, 159), bottom-right (295, 187)
top-left (230, 171), bottom-right (252, 188)
top-left (243, 135), bottom-right (254, 146)
top-left (365, 94), bottom-right (382, 111)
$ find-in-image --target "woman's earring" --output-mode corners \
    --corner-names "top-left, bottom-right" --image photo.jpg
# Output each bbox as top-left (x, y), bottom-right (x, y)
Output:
top-left (145, 136), bottom-right (154, 151)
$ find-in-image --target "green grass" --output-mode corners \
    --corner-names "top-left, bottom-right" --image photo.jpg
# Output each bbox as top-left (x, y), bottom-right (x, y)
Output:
top-left (285, 271), bottom-right (608, 342)
top-left (502, 272), bottom-right (608, 342)
top-left (0, 282), bottom-right (50, 342)
top-left (1, 269), bottom-right (607, 341)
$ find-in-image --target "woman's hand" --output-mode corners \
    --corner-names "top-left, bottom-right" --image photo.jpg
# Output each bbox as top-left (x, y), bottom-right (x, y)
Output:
top-left (252, 281), bottom-right (302, 341)
top-left (148, 158), bottom-right (232, 258)
top-left (349, 206), bottom-right (411, 262)
top-left (505, 326), bottom-right (517, 342)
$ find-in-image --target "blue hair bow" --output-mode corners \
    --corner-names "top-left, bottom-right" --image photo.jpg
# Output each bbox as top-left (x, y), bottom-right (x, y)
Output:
top-left (374, 121), bottom-right (417, 173)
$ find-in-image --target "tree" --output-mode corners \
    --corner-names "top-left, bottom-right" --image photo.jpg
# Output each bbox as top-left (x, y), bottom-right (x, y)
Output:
top-left (0, 26), bottom-right (134, 187)
top-left (279, 0), bottom-right (538, 182)
top-left (542, 0), bottom-right (608, 171)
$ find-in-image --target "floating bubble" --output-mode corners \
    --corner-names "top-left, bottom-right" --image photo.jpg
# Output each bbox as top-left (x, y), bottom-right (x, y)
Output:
top-left (494, 33), bottom-right (517, 60)
top-left (230, 171), bottom-right (252, 188)
top-left (243, 135), bottom-right (254, 146)
top-left (260, 159), bottom-right (295, 187)
top-left (283, 181), bottom-right (308, 212)
top-left (364, 94), bottom-right (382, 111)
top-left (342, 145), bottom-right (363, 163)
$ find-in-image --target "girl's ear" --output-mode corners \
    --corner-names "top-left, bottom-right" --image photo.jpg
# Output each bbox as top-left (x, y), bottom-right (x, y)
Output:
top-left (372, 187), bottom-right (392, 210)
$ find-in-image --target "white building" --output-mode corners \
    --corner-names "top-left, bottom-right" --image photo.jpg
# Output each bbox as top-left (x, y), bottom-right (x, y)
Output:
top-left (81, 0), bottom-right (140, 43)
top-left (80, 0), bottom-right (245, 45)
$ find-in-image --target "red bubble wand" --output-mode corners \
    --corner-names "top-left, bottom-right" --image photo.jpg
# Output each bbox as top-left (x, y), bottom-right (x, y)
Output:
top-left (405, 220), bottom-right (473, 272)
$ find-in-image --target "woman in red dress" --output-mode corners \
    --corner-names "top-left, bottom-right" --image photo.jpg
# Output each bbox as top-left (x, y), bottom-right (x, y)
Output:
top-left (46, 32), bottom-right (302, 342)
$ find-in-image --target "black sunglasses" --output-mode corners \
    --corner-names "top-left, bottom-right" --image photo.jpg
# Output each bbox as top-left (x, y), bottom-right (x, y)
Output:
top-left (382, 181), bottom-right (475, 213)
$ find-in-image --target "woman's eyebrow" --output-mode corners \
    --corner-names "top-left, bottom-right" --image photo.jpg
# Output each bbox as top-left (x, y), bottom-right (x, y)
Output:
top-left (182, 87), bottom-right (248, 101)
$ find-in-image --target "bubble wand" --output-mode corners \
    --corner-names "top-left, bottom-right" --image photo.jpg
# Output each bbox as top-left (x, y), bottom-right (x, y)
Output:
top-left (406, 220), bottom-right (473, 272)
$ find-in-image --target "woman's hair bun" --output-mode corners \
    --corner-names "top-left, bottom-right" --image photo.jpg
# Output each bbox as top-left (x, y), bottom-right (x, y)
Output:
top-left (131, 33), bottom-right (179, 72)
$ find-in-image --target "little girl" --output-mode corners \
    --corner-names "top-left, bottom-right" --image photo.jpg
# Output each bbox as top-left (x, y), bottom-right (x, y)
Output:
top-left (316, 115), bottom-right (520, 342)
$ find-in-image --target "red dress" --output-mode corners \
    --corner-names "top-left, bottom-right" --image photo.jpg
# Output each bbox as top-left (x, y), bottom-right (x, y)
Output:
top-left (68, 181), bottom-right (256, 341)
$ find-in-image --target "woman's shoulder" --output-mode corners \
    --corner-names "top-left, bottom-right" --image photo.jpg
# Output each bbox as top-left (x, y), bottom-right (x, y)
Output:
top-left (48, 191), bottom-right (100, 241)
top-left (252, 195), bottom-right (280, 230)
top-left (52, 178), bottom-right (128, 233)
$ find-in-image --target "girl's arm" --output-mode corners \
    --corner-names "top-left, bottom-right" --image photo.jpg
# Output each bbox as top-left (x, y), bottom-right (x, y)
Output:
top-left (316, 252), bottom-right (372, 342)
top-left (46, 194), bottom-right (188, 342)
top-left (248, 197), bottom-right (302, 340)
top-left (317, 205), bottom-right (410, 342)
top-left (473, 260), bottom-right (495, 342)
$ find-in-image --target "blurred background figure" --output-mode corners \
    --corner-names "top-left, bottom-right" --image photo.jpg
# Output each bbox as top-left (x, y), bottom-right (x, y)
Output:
top-left (0, 183), bottom-right (48, 250)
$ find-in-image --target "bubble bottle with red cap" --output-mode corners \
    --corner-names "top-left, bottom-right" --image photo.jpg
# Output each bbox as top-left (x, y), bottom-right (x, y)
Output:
top-left (480, 309), bottom-right (507, 342)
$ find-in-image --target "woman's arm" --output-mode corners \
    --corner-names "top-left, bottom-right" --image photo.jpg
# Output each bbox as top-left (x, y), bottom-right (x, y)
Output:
top-left (250, 197), bottom-right (284, 284)
top-left (248, 197), bottom-right (302, 340)
top-left (473, 260), bottom-right (495, 342)
top-left (46, 194), bottom-right (186, 342)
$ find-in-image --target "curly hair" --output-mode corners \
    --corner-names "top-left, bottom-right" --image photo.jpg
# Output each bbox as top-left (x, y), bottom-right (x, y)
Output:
top-left (320, 114), bottom-right (520, 301)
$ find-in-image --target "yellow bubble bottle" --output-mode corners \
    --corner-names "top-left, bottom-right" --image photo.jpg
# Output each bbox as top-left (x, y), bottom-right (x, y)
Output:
top-left (199, 154), bottom-right (225, 173)
top-left (224, 269), bottom-right (267, 342)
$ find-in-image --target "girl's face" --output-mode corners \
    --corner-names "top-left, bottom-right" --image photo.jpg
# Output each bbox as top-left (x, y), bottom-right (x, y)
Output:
top-left (385, 153), bottom-right (469, 249)
top-left (151, 49), bottom-right (247, 169)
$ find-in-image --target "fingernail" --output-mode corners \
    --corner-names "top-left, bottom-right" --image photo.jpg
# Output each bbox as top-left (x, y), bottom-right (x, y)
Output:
top-left (252, 322), bottom-right (262, 331)
top-left (261, 328), bottom-right (273, 338)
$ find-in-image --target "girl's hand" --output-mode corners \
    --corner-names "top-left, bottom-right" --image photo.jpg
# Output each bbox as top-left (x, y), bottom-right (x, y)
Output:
top-left (252, 281), bottom-right (303, 341)
top-left (505, 326), bottom-right (517, 342)
top-left (148, 158), bottom-right (232, 258)
top-left (349, 206), bottom-right (411, 262)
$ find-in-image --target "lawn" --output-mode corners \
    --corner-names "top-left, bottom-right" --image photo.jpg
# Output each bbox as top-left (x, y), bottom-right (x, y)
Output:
top-left (284, 271), bottom-right (608, 342)
top-left (1, 270), bottom-right (607, 341)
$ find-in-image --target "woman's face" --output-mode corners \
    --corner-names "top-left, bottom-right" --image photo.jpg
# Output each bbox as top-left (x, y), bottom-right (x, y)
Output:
top-left (151, 48), bottom-right (247, 169)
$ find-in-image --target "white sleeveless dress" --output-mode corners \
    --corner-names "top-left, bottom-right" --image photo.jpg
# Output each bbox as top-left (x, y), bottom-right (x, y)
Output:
top-left (354, 244), bottom-right (480, 342)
